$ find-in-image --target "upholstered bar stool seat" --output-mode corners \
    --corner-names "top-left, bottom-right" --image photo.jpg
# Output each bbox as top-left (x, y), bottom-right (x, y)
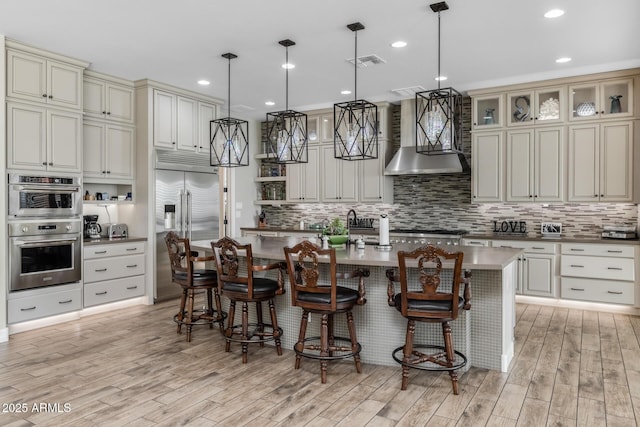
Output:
top-left (284, 240), bottom-right (368, 384)
top-left (165, 231), bottom-right (226, 342)
top-left (212, 236), bottom-right (286, 364)
top-left (386, 245), bottom-right (471, 394)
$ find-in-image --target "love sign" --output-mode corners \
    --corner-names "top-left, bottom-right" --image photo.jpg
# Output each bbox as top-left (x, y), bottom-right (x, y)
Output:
top-left (493, 220), bottom-right (527, 234)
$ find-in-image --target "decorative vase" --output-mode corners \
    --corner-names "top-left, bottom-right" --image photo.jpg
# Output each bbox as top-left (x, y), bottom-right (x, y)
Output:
top-left (610, 95), bottom-right (622, 114)
top-left (576, 102), bottom-right (596, 117)
top-left (483, 108), bottom-right (495, 125)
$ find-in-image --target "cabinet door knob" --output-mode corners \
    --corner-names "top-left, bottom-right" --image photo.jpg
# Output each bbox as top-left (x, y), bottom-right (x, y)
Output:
top-left (101, 170), bottom-right (106, 174)
top-left (106, 112), bottom-right (111, 115)
top-left (172, 142), bottom-right (176, 145)
top-left (42, 94), bottom-right (47, 98)
top-left (48, 162), bottom-right (53, 166)
top-left (42, 162), bottom-right (47, 165)
top-left (48, 95), bottom-right (53, 99)
top-left (102, 111), bottom-right (107, 114)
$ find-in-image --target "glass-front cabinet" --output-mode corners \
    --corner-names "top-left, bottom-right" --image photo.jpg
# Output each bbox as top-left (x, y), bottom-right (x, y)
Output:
top-left (472, 94), bottom-right (503, 130)
top-left (569, 78), bottom-right (633, 121)
top-left (507, 87), bottom-right (564, 126)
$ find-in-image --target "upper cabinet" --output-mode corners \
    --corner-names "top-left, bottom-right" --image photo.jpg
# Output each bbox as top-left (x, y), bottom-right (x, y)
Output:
top-left (472, 94), bottom-right (504, 130)
top-left (569, 78), bottom-right (634, 121)
top-left (472, 131), bottom-right (504, 202)
top-left (152, 89), bottom-right (217, 154)
top-left (7, 102), bottom-right (82, 173)
top-left (7, 48), bottom-right (85, 111)
top-left (507, 86), bottom-right (565, 126)
top-left (83, 71), bottom-right (135, 124)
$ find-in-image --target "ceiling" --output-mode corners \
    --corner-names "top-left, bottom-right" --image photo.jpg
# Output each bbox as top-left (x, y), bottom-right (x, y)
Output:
top-left (2, 0), bottom-right (640, 120)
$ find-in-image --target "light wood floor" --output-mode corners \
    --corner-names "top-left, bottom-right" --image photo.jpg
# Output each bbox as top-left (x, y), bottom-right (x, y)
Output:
top-left (1, 300), bottom-right (639, 426)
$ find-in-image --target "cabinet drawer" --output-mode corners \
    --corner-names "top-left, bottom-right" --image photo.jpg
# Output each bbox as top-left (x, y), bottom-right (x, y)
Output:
top-left (561, 243), bottom-right (634, 258)
top-left (561, 277), bottom-right (634, 305)
top-left (492, 240), bottom-right (557, 254)
top-left (8, 287), bottom-right (82, 324)
top-left (84, 242), bottom-right (145, 259)
top-left (84, 275), bottom-right (145, 307)
top-left (561, 255), bottom-right (634, 281)
top-left (84, 254), bottom-right (145, 283)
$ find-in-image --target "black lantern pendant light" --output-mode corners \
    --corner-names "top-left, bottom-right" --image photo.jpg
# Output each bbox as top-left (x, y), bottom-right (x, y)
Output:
top-left (416, 2), bottom-right (463, 156)
top-left (334, 22), bottom-right (378, 161)
top-left (210, 52), bottom-right (249, 167)
top-left (265, 39), bottom-right (308, 164)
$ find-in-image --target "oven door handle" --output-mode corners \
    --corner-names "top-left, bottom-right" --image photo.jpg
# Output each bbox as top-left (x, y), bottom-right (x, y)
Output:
top-left (14, 238), bottom-right (78, 247)
top-left (15, 185), bottom-right (80, 193)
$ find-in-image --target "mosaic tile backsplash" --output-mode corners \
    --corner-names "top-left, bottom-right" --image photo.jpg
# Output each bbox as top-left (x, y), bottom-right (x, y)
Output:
top-left (260, 101), bottom-right (638, 238)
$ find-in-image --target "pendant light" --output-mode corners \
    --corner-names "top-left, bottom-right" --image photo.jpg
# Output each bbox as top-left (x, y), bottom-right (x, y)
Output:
top-left (265, 39), bottom-right (308, 164)
top-left (210, 52), bottom-right (249, 167)
top-left (416, 2), bottom-right (463, 156)
top-left (334, 22), bottom-right (378, 161)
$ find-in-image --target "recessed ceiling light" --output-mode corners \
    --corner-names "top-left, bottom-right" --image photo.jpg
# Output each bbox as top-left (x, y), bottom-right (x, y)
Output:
top-left (265, 101), bottom-right (275, 106)
top-left (197, 80), bottom-right (210, 85)
top-left (341, 90), bottom-right (352, 95)
top-left (435, 75), bottom-right (448, 81)
top-left (544, 9), bottom-right (565, 18)
top-left (391, 41), bottom-right (407, 48)
top-left (282, 63), bottom-right (295, 69)
top-left (556, 57), bottom-right (572, 63)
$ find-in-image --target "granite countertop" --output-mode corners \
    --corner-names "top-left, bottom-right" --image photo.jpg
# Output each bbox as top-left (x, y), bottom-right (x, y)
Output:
top-left (83, 236), bottom-right (147, 245)
top-left (192, 236), bottom-right (522, 270)
top-left (465, 233), bottom-right (640, 246)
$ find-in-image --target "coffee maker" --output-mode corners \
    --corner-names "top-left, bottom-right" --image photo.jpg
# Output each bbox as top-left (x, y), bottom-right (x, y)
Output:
top-left (83, 215), bottom-right (102, 239)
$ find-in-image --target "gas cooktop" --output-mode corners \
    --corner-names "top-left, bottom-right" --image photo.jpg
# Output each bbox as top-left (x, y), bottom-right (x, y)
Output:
top-left (389, 229), bottom-right (469, 236)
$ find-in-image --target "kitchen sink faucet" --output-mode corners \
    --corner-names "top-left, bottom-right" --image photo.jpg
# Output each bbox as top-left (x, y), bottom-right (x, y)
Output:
top-left (347, 209), bottom-right (357, 229)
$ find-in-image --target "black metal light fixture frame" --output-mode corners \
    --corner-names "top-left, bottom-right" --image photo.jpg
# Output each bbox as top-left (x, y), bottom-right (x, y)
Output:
top-left (334, 22), bottom-right (378, 161)
top-left (265, 39), bottom-right (308, 164)
top-left (210, 52), bottom-right (249, 168)
top-left (416, 2), bottom-right (463, 156)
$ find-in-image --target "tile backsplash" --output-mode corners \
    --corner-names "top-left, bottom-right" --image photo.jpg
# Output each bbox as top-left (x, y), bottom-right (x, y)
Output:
top-left (258, 100), bottom-right (638, 238)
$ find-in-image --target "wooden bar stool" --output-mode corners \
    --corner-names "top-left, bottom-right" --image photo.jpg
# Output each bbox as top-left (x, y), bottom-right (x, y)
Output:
top-left (386, 245), bottom-right (471, 394)
top-left (164, 231), bottom-right (226, 342)
top-left (211, 236), bottom-right (286, 363)
top-left (283, 240), bottom-right (368, 384)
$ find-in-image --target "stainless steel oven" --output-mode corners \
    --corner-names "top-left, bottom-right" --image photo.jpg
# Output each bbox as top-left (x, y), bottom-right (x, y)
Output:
top-left (9, 219), bottom-right (82, 291)
top-left (8, 174), bottom-right (81, 218)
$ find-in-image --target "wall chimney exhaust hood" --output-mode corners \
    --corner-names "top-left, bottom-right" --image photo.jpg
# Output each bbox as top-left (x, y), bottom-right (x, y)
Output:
top-left (384, 99), bottom-right (469, 175)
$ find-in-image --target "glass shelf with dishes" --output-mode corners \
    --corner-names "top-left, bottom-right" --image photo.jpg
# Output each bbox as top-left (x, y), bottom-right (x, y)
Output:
top-left (569, 78), bottom-right (634, 121)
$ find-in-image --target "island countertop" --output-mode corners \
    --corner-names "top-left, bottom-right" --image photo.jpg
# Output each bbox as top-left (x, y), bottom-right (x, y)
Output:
top-left (192, 236), bottom-right (523, 270)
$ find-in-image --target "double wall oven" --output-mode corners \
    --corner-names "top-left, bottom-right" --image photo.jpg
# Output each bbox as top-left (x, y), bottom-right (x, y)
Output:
top-left (8, 174), bottom-right (82, 292)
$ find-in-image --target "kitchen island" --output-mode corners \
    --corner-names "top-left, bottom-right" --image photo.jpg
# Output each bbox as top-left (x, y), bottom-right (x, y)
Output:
top-left (192, 236), bottom-right (522, 372)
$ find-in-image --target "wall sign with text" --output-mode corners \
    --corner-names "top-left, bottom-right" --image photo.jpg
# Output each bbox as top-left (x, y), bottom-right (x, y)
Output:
top-left (493, 220), bottom-right (527, 234)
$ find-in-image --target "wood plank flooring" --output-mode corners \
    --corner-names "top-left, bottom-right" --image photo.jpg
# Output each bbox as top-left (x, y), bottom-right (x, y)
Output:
top-left (0, 300), bottom-right (639, 426)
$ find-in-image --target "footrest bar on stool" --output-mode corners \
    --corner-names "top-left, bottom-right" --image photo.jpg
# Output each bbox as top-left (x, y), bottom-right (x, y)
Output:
top-left (223, 323), bottom-right (283, 344)
top-left (295, 336), bottom-right (362, 361)
top-left (173, 309), bottom-right (227, 327)
top-left (392, 344), bottom-right (467, 372)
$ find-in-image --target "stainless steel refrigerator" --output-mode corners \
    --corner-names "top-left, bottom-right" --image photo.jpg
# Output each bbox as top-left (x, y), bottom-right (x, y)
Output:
top-left (155, 169), bottom-right (220, 302)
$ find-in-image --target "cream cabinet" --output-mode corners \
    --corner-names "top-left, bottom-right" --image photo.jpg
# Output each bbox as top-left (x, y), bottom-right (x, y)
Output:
top-left (506, 126), bottom-right (564, 202)
top-left (359, 139), bottom-right (393, 203)
top-left (287, 145), bottom-right (320, 202)
top-left (83, 121), bottom-right (135, 182)
top-left (7, 48), bottom-right (84, 110)
top-left (472, 131), bottom-right (504, 202)
top-left (492, 240), bottom-right (558, 297)
top-left (241, 230), bottom-right (279, 237)
top-left (569, 78), bottom-right (634, 121)
top-left (83, 73), bottom-right (134, 124)
top-left (7, 283), bottom-right (82, 324)
top-left (320, 145), bottom-right (358, 202)
top-left (83, 242), bottom-right (146, 307)
top-left (153, 89), bottom-right (214, 154)
top-left (507, 86), bottom-right (565, 126)
top-left (472, 94), bottom-right (504, 130)
top-left (561, 243), bottom-right (636, 305)
top-left (7, 102), bottom-right (82, 173)
top-left (198, 101), bottom-right (217, 154)
top-left (319, 113), bottom-right (334, 142)
top-left (568, 121), bottom-right (633, 202)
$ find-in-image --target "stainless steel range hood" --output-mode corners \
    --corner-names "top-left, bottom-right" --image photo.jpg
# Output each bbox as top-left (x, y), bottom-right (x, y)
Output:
top-left (384, 99), bottom-right (469, 175)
